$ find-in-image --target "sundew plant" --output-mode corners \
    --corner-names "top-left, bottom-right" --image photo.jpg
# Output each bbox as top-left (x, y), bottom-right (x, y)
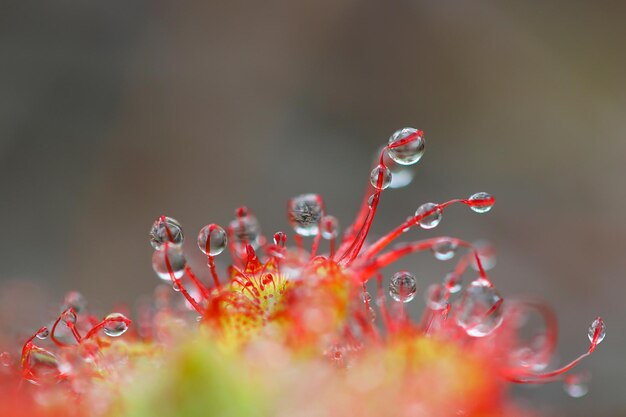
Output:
top-left (0, 128), bottom-right (605, 417)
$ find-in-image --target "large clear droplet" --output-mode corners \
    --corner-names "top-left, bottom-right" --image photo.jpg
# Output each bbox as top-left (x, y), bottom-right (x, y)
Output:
top-left (468, 192), bottom-right (495, 214)
top-left (415, 202), bottom-right (442, 229)
top-left (587, 317), bottom-right (606, 345)
top-left (387, 128), bottom-right (425, 166)
top-left (431, 238), bottom-right (457, 261)
top-left (288, 194), bottom-right (323, 237)
top-left (370, 165), bottom-right (392, 190)
top-left (389, 271), bottom-right (418, 303)
top-left (320, 215), bottom-right (339, 240)
top-left (229, 213), bottom-right (262, 250)
top-left (149, 216), bottom-right (184, 249)
top-left (103, 313), bottom-right (129, 337)
top-left (197, 224), bottom-right (227, 256)
top-left (152, 243), bottom-right (187, 281)
top-left (456, 279), bottom-right (504, 337)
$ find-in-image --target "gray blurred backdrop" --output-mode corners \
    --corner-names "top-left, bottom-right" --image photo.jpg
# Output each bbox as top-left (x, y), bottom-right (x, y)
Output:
top-left (1, 1), bottom-right (625, 416)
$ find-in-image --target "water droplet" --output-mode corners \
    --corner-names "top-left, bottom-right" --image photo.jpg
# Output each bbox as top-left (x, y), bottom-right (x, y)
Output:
top-left (564, 374), bottom-right (589, 398)
top-left (431, 238), bottom-right (457, 261)
top-left (26, 347), bottom-right (60, 384)
top-left (152, 243), bottom-right (187, 281)
top-left (229, 213), bottom-right (262, 250)
top-left (456, 279), bottom-right (504, 337)
top-left (320, 215), bottom-right (339, 240)
top-left (370, 165), bottom-right (392, 190)
top-left (468, 192), bottom-right (495, 213)
top-left (389, 271), bottom-right (418, 303)
top-left (367, 194), bottom-right (377, 208)
top-left (273, 231), bottom-right (286, 246)
top-left (36, 327), bottom-right (50, 340)
top-left (63, 291), bottom-right (86, 314)
top-left (197, 224), bottom-right (227, 256)
top-left (103, 313), bottom-right (129, 337)
top-left (288, 194), bottom-right (323, 237)
top-left (367, 306), bottom-right (376, 322)
top-left (361, 291), bottom-right (372, 304)
top-left (149, 216), bottom-right (184, 249)
top-left (415, 202), bottom-right (442, 229)
top-left (62, 308), bottom-right (77, 325)
top-left (387, 128), bottom-right (425, 166)
top-left (443, 272), bottom-right (463, 293)
top-left (0, 352), bottom-right (11, 367)
top-left (381, 149), bottom-right (415, 189)
top-left (425, 284), bottom-right (448, 310)
top-left (588, 317), bottom-right (606, 345)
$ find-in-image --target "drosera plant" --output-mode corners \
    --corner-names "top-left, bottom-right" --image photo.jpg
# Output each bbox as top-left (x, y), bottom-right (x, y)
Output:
top-left (0, 127), bottom-right (606, 417)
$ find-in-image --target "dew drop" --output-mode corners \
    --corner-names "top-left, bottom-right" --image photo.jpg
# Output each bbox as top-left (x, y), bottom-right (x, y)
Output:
top-left (425, 284), bottom-right (448, 310)
top-left (361, 291), bottom-right (372, 304)
top-left (36, 327), bottom-right (50, 340)
top-left (387, 127), bottom-right (425, 166)
top-left (288, 194), bottom-right (323, 237)
top-left (367, 306), bottom-right (376, 322)
top-left (381, 149), bottom-right (415, 189)
top-left (468, 192), bottom-right (495, 214)
top-left (197, 224), bottom-right (227, 256)
top-left (152, 243), bottom-right (187, 281)
top-left (149, 216), bottom-right (184, 250)
top-left (455, 279), bottom-right (504, 337)
top-left (273, 231), bottom-right (286, 246)
top-left (367, 194), bottom-right (377, 208)
top-left (26, 347), bottom-right (60, 384)
top-left (564, 375), bottom-right (589, 398)
top-left (587, 317), bottom-right (606, 345)
top-left (370, 165), bottom-right (392, 190)
top-left (62, 308), bottom-right (77, 325)
top-left (415, 202), bottom-right (442, 229)
top-left (0, 352), bottom-right (11, 367)
top-left (320, 215), bottom-right (339, 240)
top-left (389, 271), bottom-right (418, 303)
top-left (443, 272), bottom-right (463, 294)
top-left (431, 238), bottom-right (458, 261)
top-left (229, 213), bottom-right (262, 250)
top-left (103, 313), bottom-right (129, 337)
top-left (63, 291), bottom-right (87, 314)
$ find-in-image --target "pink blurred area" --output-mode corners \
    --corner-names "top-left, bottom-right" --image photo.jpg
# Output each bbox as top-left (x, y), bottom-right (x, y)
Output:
top-left (1, 1), bottom-right (625, 415)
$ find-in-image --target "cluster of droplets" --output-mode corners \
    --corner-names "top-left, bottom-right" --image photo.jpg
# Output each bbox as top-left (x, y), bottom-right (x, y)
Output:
top-left (121, 126), bottom-right (610, 401)
top-left (9, 291), bottom-right (131, 388)
top-left (0, 124), bottom-right (606, 416)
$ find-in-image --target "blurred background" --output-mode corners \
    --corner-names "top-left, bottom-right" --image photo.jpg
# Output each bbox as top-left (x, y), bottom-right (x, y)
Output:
top-left (1, 1), bottom-right (625, 415)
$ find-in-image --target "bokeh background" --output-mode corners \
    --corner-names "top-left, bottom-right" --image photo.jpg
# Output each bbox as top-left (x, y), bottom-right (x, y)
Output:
top-left (1, 1), bottom-right (625, 415)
